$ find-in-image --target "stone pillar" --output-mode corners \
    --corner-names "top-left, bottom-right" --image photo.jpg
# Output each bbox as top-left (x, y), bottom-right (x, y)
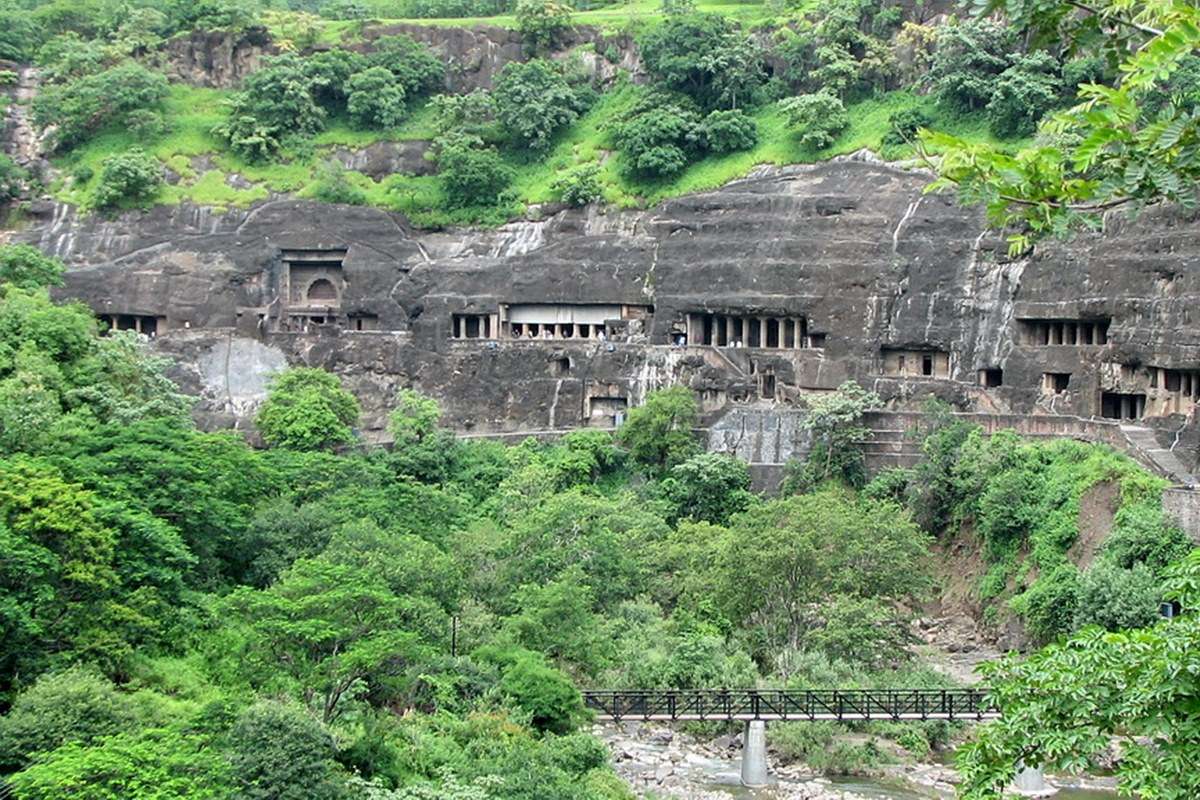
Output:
top-left (1010, 762), bottom-right (1052, 796)
top-left (726, 316), bottom-right (735, 347)
top-left (740, 720), bottom-right (768, 788)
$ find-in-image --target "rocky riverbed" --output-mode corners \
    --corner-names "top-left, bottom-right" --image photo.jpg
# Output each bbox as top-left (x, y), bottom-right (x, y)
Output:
top-left (597, 722), bottom-right (1121, 800)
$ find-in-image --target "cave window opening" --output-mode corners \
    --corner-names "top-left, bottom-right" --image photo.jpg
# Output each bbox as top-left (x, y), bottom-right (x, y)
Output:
top-left (1019, 318), bottom-right (1111, 346)
top-left (979, 368), bottom-right (1003, 388)
top-left (1101, 392), bottom-right (1146, 420)
top-left (922, 354), bottom-right (934, 376)
top-left (453, 313), bottom-right (494, 340)
top-left (1044, 372), bottom-right (1070, 393)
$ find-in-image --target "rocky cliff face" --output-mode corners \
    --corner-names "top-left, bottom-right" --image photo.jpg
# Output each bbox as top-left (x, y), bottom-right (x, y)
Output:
top-left (20, 157), bottom-right (1200, 473)
top-left (163, 24), bottom-right (639, 91)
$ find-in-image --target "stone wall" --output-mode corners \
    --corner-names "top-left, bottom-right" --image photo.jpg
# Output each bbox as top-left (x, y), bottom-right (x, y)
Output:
top-left (1163, 488), bottom-right (1200, 544)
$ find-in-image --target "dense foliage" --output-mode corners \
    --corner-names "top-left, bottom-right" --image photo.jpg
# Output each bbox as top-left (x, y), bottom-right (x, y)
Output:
top-left (0, 255), bottom-right (988, 796)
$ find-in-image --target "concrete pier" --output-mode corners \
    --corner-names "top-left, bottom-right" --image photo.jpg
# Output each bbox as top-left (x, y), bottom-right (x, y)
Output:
top-left (740, 720), bottom-right (768, 787)
top-left (1012, 762), bottom-right (1055, 796)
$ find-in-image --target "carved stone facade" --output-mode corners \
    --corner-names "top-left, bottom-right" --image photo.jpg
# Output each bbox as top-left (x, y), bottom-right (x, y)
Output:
top-left (22, 160), bottom-right (1200, 471)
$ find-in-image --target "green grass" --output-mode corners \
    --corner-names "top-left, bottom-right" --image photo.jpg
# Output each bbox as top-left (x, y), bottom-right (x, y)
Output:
top-left (301, 0), bottom-right (780, 38)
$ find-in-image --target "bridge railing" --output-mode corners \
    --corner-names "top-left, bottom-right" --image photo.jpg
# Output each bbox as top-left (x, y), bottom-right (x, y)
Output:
top-left (582, 688), bottom-right (996, 722)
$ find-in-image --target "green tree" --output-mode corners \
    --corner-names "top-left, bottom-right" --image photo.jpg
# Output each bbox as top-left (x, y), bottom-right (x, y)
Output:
top-left (435, 135), bottom-right (513, 208)
top-left (781, 380), bottom-right (881, 492)
top-left (227, 700), bottom-right (346, 800)
top-left (923, 1), bottom-right (1200, 253)
top-left (224, 559), bottom-right (430, 722)
top-left (0, 244), bottom-right (65, 289)
top-left (366, 35), bottom-right (444, 97)
top-left (659, 451), bottom-right (752, 525)
top-left (928, 18), bottom-right (1015, 114)
top-left (214, 55), bottom-right (326, 162)
top-left (346, 66), bottom-right (407, 128)
top-left (780, 91), bottom-right (849, 150)
top-left (0, 459), bottom-right (117, 699)
top-left (92, 147), bottom-right (163, 209)
top-left (255, 367), bottom-right (360, 451)
top-left (957, 549), bottom-right (1200, 800)
top-left (1073, 561), bottom-right (1161, 632)
top-left (0, 667), bottom-right (136, 771)
top-left (611, 98), bottom-right (701, 177)
top-left (33, 62), bottom-right (169, 152)
top-left (7, 725), bottom-right (234, 800)
top-left (986, 51), bottom-right (1063, 138)
top-left (474, 647), bottom-right (585, 735)
top-left (638, 13), bottom-right (755, 109)
top-left (303, 48), bottom-right (368, 111)
top-left (514, 0), bottom-right (573, 52)
top-left (0, 154), bottom-right (27, 204)
top-left (616, 386), bottom-right (699, 473)
top-left (697, 108), bottom-right (758, 153)
top-left (719, 487), bottom-right (931, 665)
top-left (492, 59), bottom-right (581, 151)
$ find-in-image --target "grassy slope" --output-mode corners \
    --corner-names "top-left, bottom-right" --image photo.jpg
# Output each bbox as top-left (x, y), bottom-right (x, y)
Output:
top-left (52, 3), bottom-right (1023, 223)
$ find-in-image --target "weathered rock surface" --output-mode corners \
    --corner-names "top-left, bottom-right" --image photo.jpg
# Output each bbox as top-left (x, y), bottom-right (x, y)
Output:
top-left (17, 159), bottom-right (1200, 474)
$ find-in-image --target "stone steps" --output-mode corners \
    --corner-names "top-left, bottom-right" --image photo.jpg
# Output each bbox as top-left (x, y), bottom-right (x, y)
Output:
top-left (1120, 424), bottom-right (1198, 487)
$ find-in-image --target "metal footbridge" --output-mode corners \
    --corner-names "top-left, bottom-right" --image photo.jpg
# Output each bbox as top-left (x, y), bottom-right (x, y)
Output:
top-left (582, 688), bottom-right (997, 722)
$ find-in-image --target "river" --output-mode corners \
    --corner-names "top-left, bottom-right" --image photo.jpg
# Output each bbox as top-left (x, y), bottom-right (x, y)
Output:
top-left (600, 723), bottom-right (1122, 800)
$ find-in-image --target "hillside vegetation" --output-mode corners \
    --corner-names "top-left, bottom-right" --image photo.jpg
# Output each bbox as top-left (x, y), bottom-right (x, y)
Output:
top-left (0, 245), bottom-right (1194, 797)
top-left (0, 0), bottom-right (1096, 224)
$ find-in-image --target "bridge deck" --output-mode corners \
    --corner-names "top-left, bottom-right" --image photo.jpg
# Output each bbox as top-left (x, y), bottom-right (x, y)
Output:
top-left (582, 689), bottom-right (997, 722)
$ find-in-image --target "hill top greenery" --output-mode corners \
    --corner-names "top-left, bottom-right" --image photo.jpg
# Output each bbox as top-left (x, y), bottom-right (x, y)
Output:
top-left (0, 0), bottom-right (1103, 225)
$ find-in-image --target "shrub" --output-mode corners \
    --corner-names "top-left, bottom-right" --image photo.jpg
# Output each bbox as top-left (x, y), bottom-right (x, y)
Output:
top-left (92, 148), bottom-right (163, 209)
top-left (515, 0), bottom-right (573, 52)
top-left (498, 655), bottom-right (586, 734)
top-left (611, 97), bottom-right (702, 178)
top-left (346, 66), bottom-right (407, 128)
top-left (882, 107), bottom-right (932, 146)
top-left (986, 51), bottom-right (1063, 137)
top-left (435, 135), bottom-right (513, 208)
top-left (126, 108), bottom-right (167, 141)
top-left (1074, 562), bottom-right (1162, 632)
top-left (33, 62), bottom-right (170, 152)
top-left (551, 162), bottom-right (603, 206)
top-left (780, 91), bottom-right (848, 150)
top-left (698, 108), bottom-right (758, 153)
top-left (311, 160), bottom-right (367, 205)
top-left (255, 367), bottom-right (361, 451)
top-left (366, 35), bottom-right (444, 97)
top-left (227, 701), bottom-right (346, 800)
top-left (493, 58), bottom-right (582, 150)
top-left (0, 244), bottom-right (65, 289)
top-left (1103, 502), bottom-right (1193, 572)
top-left (0, 668), bottom-right (137, 772)
top-left (1010, 563), bottom-right (1081, 644)
top-left (0, 155), bottom-right (26, 204)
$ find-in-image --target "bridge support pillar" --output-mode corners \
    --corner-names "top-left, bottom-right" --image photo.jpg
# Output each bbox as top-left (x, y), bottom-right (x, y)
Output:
top-left (740, 720), bottom-right (768, 787)
top-left (1011, 762), bottom-right (1054, 796)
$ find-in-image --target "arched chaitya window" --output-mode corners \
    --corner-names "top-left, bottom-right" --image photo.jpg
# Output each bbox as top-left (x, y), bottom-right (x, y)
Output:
top-left (307, 278), bottom-right (338, 303)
